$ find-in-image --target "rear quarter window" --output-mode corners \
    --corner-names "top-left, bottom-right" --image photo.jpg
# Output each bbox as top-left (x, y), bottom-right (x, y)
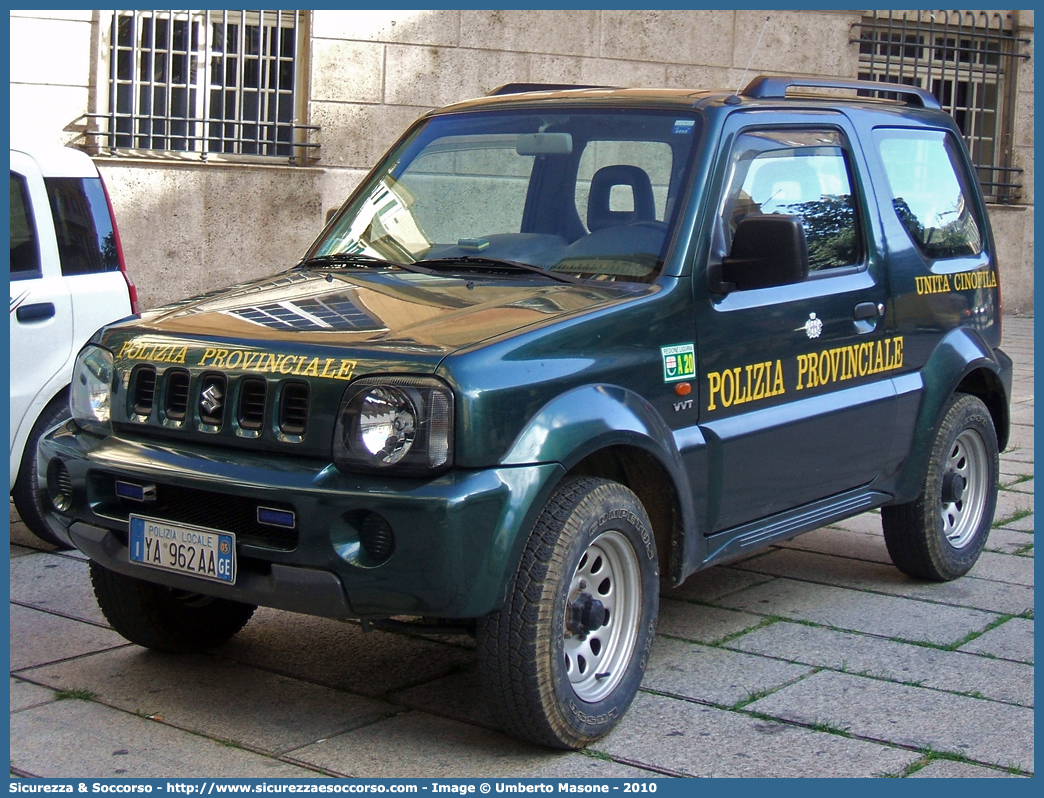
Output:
top-left (872, 128), bottom-right (983, 260)
top-left (10, 173), bottom-right (40, 277)
top-left (45, 177), bottom-right (120, 275)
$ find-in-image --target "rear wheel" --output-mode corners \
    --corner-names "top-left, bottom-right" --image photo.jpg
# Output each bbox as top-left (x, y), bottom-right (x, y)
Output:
top-left (478, 477), bottom-right (658, 749)
top-left (12, 395), bottom-right (72, 549)
top-left (90, 561), bottom-right (256, 653)
top-left (882, 393), bottom-right (999, 581)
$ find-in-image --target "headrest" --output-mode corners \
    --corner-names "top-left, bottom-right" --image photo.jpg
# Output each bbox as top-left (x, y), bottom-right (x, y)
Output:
top-left (587, 165), bottom-right (656, 231)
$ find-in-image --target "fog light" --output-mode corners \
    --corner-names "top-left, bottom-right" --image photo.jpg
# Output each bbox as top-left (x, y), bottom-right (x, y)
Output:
top-left (359, 512), bottom-right (395, 562)
top-left (48, 460), bottom-right (73, 513)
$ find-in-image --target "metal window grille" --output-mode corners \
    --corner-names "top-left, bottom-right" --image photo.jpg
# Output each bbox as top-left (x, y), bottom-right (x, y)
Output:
top-left (97, 10), bottom-right (318, 163)
top-left (853, 11), bottom-right (1029, 204)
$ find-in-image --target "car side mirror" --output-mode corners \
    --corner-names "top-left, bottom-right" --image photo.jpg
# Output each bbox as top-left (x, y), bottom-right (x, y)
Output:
top-left (718, 215), bottom-right (809, 292)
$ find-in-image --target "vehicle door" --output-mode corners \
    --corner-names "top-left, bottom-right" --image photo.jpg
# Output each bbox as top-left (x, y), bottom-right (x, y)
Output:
top-left (695, 115), bottom-right (897, 533)
top-left (9, 151), bottom-right (73, 479)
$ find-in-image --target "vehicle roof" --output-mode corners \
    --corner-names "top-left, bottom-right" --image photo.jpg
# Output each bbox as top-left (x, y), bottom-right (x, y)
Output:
top-left (436, 87), bottom-right (724, 114)
top-left (433, 76), bottom-right (946, 121)
top-left (10, 141), bottom-right (100, 179)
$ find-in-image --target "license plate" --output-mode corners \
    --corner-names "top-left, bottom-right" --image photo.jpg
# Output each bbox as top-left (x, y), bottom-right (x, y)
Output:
top-left (129, 516), bottom-right (236, 585)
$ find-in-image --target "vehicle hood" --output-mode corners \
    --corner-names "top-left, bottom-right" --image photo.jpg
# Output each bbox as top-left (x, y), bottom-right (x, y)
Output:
top-left (107, 268), bottom-right (642, 373)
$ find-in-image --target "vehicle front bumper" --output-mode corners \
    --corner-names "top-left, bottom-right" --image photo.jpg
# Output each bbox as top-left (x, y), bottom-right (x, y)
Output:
top-left (39, 422), bottom-right (564, 619)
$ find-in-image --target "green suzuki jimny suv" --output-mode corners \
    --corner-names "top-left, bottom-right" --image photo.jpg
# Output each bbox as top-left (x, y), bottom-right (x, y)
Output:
top-left (40, 77), bottom-right (1011, 749)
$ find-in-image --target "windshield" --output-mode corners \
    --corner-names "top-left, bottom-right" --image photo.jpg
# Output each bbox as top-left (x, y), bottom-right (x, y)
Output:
top-left (310, 108), bottom-right (702, 283)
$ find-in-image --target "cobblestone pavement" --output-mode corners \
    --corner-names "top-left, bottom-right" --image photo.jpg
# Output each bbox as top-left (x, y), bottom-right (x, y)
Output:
top-left (10, 318), bottom-right (1033, 779)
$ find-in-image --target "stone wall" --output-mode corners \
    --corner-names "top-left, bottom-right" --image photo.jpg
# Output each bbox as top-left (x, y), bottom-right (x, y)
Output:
top-left (8, 9), bottom-right (1034, 313)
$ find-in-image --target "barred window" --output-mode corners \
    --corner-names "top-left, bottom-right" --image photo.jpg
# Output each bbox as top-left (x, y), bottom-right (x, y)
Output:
top-left (854, 11), bottom-right (1029, 204)
top-left (99, 11), bottom-right (317, 162)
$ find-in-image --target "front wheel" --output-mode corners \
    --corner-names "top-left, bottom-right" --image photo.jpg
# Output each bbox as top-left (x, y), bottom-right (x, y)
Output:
top-left (90, 561), bottom-right (256, 653)
top-left (882, 393), bottom-right (999, 581)
top-left (478, 477), bottom-right (658, 749)
top-left (12, 395), bottom-right (73, 549)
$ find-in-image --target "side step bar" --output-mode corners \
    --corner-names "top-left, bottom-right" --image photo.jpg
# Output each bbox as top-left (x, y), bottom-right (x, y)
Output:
top-left (701, 488), bottom-right (891, 569)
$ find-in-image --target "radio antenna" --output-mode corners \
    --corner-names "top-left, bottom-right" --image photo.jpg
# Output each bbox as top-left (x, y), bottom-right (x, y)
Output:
top-left (735, 16), bottom-right (771, 96)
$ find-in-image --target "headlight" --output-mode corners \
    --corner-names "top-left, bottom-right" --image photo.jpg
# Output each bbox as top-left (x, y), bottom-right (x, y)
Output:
top-left (334, 377), bottom-right (453, 475)
top-left (70, 345), bottom-right (115, 435)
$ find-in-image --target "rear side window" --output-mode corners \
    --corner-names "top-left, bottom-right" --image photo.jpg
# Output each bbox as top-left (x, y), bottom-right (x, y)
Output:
top-left (10, 173), bottom-right (40, 277)
top-left (45, 177), bottom-right (120, 275)
top-left (873, 129), bottom-right (983, 260)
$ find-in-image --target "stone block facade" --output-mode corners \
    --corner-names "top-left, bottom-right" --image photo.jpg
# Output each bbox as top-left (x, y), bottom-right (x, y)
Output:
top-left (8, 10), bottom-right (1035, 313)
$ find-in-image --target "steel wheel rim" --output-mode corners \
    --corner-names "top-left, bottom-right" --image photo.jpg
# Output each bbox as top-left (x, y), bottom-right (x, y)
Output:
top-left (940, 428), bottom-right (989, 549)
top-left (562, 529), bottom-right (641, 703)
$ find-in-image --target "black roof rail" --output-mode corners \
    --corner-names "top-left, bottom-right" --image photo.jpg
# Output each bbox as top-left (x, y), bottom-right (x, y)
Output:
top-left (487, 83), bottom-right (615, 96)
top-left (741, 75), bottom-right (941, 111)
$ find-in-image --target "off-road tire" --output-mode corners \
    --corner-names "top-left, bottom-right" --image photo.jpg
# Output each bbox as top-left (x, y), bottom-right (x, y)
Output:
top-left (12, 395), bottom-right (73, 549)
top-left (477, 477), bottom-right (658, 749)
top-left (90, 561), bottom-right (256, 653)
top-left (882, 393), bottom-right (999, 581)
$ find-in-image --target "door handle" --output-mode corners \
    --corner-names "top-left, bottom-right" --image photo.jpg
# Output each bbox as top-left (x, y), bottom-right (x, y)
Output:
top-left (16, 302), bottom-right (55, 322)
top-left (853, 302), bottom-right (879, 321)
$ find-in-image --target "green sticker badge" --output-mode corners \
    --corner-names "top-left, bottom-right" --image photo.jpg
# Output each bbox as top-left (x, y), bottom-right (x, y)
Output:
top-left (661, 343), bottom-right (696, 383)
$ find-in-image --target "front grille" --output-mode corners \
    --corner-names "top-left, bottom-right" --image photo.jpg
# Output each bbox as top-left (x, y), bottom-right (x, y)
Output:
top-left (279, 382), bottom-right (309, 435)
top-left (165, 370), bottom-right (190, 421)
top-left (97, 473), bottom-right (299, 551)
top-left (131, 366), bottom-right (156, 416)
top-left (238, 378), bottom-right (267, 431)
top-left (122, 369), bottom-right (314, 444)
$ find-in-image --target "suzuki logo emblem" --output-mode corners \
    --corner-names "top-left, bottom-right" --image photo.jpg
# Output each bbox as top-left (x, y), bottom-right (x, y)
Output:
top-left (200, 383), bottom-right (223, 416)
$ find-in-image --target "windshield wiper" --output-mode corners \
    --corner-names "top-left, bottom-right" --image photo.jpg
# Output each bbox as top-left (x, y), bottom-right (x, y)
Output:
top-left (418, 256), bottom-right (583, 285)
top-left (295, 252), bottom-right (435, 276)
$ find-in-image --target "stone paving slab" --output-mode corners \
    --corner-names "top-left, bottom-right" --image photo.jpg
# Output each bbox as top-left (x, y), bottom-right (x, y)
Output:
top-left (10, 604), bottom-right (128, 672)
top-left (641, 636), bottom-right (812, 707)
top-left (214, 608), bottom-right (476, 697)
top-left (997, 511), bottom-right (1035, 532)
top-left (728, 620), bottom-right (1034, 707)
top-left (985, 528), bottom-right (1035, 555)
top-left (10, 677), bottom-right (56, 713)
top-left (968, 550), bottom-right (1034, 585)
top-left (1010, 404), bottom-right (1035, 425)
top-left (826, 511), bottom-right (886, 536)
top-left (1001, 444), bottom-right (1035, 463)
top-left (287, 710), bottom-right (649, 778)
top-left (10, 543), bottom-right (38, 559)
top-left (774, 526), bottom-right (892, 564)
top-left (993, 490), bottom-right (1035, 525)
top-left (746, 670), bottom-right (1034, 770)
top-left (660, 565), bottom-right (773, 603)
top-left (656, 598), bottom-right (764, 643)
top-left (596, 691), bottom-right (919, 777)
top-left (1000, 459), bottom-right (1036, 477)
top-left (20, 647), bottom-right (402, 755)
top-left (715, 576), bottom-right (999, 645)
top-left (958, 617), bottom-right (1035, 663)
top-left (9, 551), bottom-right (108, 626)
top-left (11, 699), bottom-right (317, 778)
top-left (909, 760), bottom-right (1028, 778)
top-left (389, 668), bottom-right (495, 728)
top-left (735, 547), bottom-right (1034, 615)
top-left (1002, 477), bottom-right (1034, 494)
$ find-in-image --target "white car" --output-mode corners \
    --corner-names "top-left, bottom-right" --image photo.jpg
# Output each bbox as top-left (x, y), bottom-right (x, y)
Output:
top-left (10, 142), bottom-right (138, 546)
